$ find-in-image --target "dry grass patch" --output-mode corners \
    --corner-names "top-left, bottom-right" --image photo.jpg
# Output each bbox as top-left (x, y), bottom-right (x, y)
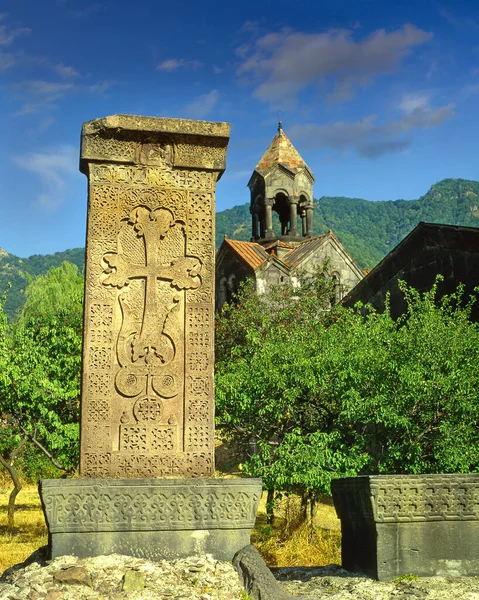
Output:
top-left (252, 493), bottom-right (341, 567)
top-left (0, 485), bottom-right (47, 574)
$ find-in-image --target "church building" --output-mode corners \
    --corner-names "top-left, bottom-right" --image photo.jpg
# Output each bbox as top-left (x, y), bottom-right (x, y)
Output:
top-left (216, 123), bottom-right (364, 310)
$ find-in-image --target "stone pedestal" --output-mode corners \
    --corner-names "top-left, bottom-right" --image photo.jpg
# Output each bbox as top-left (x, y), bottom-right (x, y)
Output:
top-left (332, 474), bottom-right (479, 580)
top-left (40, 478), bottom-right (262, 560)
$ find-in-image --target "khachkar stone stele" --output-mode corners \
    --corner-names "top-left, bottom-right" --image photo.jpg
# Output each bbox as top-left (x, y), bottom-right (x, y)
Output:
top-left (79, 115), bottom-right (223, 479)
top-left (40, 115), bottom-right (262, 561)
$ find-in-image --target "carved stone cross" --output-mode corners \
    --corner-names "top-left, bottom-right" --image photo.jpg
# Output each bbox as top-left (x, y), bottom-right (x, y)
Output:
top-left (102, 206), bottom-right (202, 365)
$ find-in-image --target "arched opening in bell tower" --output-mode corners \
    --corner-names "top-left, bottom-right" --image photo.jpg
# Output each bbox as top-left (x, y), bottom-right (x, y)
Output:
top-left (273, 192), bottom-right (290, 236)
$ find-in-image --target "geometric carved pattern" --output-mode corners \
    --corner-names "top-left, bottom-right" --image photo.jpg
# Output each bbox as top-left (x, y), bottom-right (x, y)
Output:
top-left (80, 116), bottom-right (228, 477)
top-left (187, 396), bottom-right (209, 420)
top-left (41, 479), bottom-right (262, 532)
top-left (86, 396), bottom-right (110, 421)
top-left (188, 376), bottom-right (210, 396)
top-left (151, 427), bottom-right (175, 452)
top-left (186, 424), bottom-right (210, 451)
top-left (188, 352), bottom-right (209, 371)
top-left (333, 475), bottom-right (479, 523)
top-left (120, 426), bottom-right (147, 452)
top-left (120, 425), bottom-right (177, 453)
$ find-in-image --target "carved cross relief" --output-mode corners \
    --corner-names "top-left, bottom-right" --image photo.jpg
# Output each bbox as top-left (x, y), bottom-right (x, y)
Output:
top-left (101, 206), bottom-right (202, 453)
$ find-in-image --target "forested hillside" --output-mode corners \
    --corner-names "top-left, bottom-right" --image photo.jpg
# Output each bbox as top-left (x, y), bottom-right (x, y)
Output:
top-left (0, 248), bottom-right (84, 319)
top-left (216, 178), bottom-right (479, 268)
top-left (1, 178), bottom-right (478, 318)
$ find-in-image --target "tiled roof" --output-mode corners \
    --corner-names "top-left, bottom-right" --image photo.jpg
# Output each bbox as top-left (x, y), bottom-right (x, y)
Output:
top-left (282, 235), bottom-right (328, 267)
top-left (223, 238), bottom-right (269, 270)
top-left (263, 240), bottom-right (296, 251)
top-left (255, 127), bottom-right (310, 174)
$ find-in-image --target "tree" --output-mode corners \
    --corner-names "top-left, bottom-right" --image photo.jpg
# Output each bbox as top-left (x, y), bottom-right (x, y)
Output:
top-left (215, 270), bottom-right (366, 521)
top-left (215, 275), bottom-right (479, 522)
top-left (0, 263), bottom-right (83, 529)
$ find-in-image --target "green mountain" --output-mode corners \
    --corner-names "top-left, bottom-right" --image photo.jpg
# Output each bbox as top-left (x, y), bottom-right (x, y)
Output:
top-left (1, 178), bottom-right (478, 319)
top-left (215, 178), bottom-right (479, 269)
top-left (0, 248), bottom-right (85, 319)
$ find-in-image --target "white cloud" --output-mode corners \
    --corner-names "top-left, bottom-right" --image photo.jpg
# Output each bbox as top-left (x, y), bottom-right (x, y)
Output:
top-left (156, 58), bottom-right (202, 72)
top-left (54, 63), bottom-right (80, 79)
top-left (12, 78), bottom-right (115, 115)
top-left (184, 89), bottom-right (219, 119)
top-left (27, 117), bottom-right (56, 137)
top-left (0, 14), bottom-right (31, 46)
top-left (288, 95), bottom-right (455, 158)
top-left (237, 24), bottom-right (432, 106)
top-left (438, 7), bottom-right (479, 30)
top-left (398, 92), bottom-right (431, 113)
top-left (88, 80), bottom-right (114, 93)
top-left (0, 52), bottom-right (15, 70)
top-left (11, 145), bottom-right (77, 211)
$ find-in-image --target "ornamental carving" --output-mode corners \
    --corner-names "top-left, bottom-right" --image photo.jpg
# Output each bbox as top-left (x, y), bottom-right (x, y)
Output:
top-left (41, 479), bottom-right (262, 533)
top-left (80, 116), bottom-right (228, 477)
top-left (333, 475), bottom-right (479, 523)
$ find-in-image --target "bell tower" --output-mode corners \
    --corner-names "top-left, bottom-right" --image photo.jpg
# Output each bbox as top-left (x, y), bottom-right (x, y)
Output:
top-left (248, 122), bottom-right (315, 244)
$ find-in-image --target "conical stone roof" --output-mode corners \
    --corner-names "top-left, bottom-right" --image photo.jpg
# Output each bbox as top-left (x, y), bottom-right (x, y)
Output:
top-left (255, 123), bottom-right (311, 175)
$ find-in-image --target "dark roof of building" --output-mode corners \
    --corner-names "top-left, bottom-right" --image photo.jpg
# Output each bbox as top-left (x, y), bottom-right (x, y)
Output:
top-left (255, 125), bottom-right (311, 175)
top-left (222, 237), bottom-right (269, 270)
top-left (343, 221), bottom-right (479, 307)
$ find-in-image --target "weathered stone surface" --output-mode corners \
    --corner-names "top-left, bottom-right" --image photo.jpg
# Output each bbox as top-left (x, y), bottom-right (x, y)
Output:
top-left (79, 115), bottom-right (229, 479)
top-left (332, 474), bottom-right (479, 580)
top-left (53, 566), bottom-right (92, 587)
top-left (122, 569), bottom-right (145, 591)
top-left (40, 477), bottom-right (262, 560)
top-left (233, 545), bottom-right (294, 600)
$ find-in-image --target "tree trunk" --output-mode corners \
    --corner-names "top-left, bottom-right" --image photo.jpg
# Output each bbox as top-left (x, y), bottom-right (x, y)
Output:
top-left (0, 438), bottom-right (26, 531)
top-left (300, 491), bottom-right (308, 523)
top-left (266, 489), bottom-right (275, 524)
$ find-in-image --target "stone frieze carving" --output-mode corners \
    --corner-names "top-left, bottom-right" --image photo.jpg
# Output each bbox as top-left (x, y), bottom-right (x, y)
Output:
top-left (41, 478), bottom-right (262, 532)
top-left (333, 474), bottom-right (479, 523)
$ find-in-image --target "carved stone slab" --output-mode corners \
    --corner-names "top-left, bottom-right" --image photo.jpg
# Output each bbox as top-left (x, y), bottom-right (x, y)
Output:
top-left (40, 478), bottom-right (262, 560)
top-left (79, 115), bottom-right (229, 478)
top-left (332, 474), bottom-right (479, 579)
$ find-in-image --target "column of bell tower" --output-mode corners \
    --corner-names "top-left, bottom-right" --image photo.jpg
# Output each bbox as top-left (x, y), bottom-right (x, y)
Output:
top-left (248, 122), bottom-right (315, 244)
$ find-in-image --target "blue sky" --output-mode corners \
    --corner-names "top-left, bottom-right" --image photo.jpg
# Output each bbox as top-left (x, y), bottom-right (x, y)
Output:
top-left (1, 0), bottom-right (478, 256)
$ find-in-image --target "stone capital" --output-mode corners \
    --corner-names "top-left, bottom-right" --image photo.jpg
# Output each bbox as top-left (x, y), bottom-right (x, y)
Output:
top-left (80, 114), bottom-right (230, 176)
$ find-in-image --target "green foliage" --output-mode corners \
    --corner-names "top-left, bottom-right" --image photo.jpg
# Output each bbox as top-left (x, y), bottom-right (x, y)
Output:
top-left (18, 261), bottom-right (83, 328)
top-left (215, 270), bottom-right (366, 498)
top-left (0, 263), bottom-right (84, 480)
top-left (394, 574), bottom-right (419, 582)
top-left (0, 247), bottom-right (84, 320)
top-left (215, 275), bottom-right (479, 501)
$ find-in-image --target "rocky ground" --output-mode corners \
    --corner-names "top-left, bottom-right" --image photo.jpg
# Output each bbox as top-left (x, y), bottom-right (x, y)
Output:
top-left (2, 551), bottom-right (479, 600)
top-left (274, 565), bottom-right (479, 599)
top-left (0, 551), bottom-right (245, 600)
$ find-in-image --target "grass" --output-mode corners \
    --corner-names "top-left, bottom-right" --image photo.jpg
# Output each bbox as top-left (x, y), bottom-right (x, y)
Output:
top-left (0, 484), bottom-right (48, 574)
top-left (0, 483), bottom-right (341, 574)
top-left (252, 493), bottom-right (341, 567)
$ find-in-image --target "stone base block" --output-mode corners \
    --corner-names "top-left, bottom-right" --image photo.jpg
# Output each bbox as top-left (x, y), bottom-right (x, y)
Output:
top-left (39, 477), bottom-right (262, 561)
top-left (332, 474), bottom-right (479, 580)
